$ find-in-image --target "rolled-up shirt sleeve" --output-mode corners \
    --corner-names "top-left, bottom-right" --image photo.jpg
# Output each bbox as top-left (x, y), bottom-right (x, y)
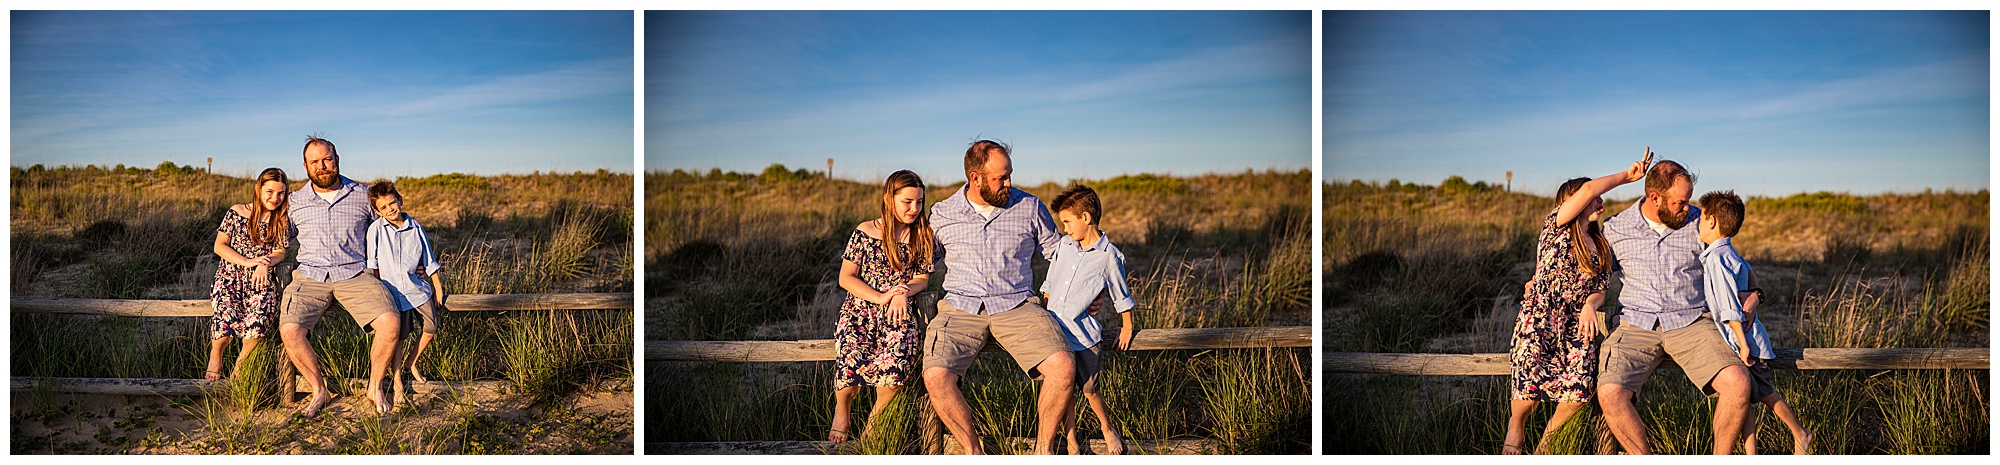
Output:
top-left (1703, 253), bottom-right (1746, 323)
top-left (1106, 248), bottom-right (1138, 312)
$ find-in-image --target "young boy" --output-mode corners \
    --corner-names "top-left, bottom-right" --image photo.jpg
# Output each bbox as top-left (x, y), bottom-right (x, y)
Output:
top-left (1698, 190), bottom-right (1813, 455)
top-left (1041, 184), bottom-right (1139, 455)
top-left (364, 181), bottom-right (447, 405)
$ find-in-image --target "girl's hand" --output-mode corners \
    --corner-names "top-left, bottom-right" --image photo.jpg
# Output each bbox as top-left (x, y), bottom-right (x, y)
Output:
top-left (1578, 310), bottom-right (1599, 342)
top-left (877, 284), bottom-right (909, 305)
top-left (886, 293), bottom-right (909, 321)
top-left (1622, 147), bottom-right (1654, 184)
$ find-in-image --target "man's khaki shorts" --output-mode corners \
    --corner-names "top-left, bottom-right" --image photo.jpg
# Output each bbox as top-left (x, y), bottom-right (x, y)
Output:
top-left (278, 271), bottom-right (398, 334)
top-left (1600, 315), bottom-right (1744, 396)
top-left (921, 297), bottom-right (1069, 380)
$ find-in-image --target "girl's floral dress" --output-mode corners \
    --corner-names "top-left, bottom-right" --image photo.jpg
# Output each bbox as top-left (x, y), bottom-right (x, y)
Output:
top-left (210, 209), bottom-right (282, 340)
top-left (1510, 209), bottom-right (1609, 402)
top-left (834, 229), bottom-right (931, 389)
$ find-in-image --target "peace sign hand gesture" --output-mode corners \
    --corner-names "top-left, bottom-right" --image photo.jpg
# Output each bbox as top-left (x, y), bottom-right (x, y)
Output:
top-left (1621, 146), bottom-right (1654, 184)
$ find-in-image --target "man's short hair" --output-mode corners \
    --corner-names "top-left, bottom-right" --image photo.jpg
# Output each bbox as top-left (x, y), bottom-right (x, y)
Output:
top-left (1050, 184), bottom-right (1102, 225)
top-left (303, 135), bottom-right (337, 160)
top-left (1644, 159), bottom-right (1696, 196)
top-left (367, 181), bottom-right (401, 204)
top-left (1699, 190), bottom-right (1744, 238)
top-left (964, 139), bottom-right (1011, 179)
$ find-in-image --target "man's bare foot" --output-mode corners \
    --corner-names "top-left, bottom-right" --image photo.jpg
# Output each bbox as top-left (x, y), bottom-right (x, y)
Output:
top-left (1103, 430), bottom-right (1126, 455)
top-left (1793, 430), bottom-right (1813, 455)
top-left (1066, 435), bottom-right (1083, 455)
top-left (297, 391), bottom-right (332, 417)
top-left (394, 375), bottom-right (410, 406)
top-left (366, 384), bottom-right (392, 415)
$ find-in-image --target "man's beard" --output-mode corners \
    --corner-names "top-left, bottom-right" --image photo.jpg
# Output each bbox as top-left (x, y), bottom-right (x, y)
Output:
top-left (979, 182), bottom-right (1009, 206)
top-left (311, 170), bottom-right (340, 190)
top-left (1656, 201), bottom-right (1688, 229)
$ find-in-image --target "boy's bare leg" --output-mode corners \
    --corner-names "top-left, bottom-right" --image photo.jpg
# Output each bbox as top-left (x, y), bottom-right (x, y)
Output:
top-left (206, 337), bottom-right (231, 380)
top-left (861, 385), bottom-right (901, 440)
top-left (923, 367), bottom-right (982, 454)
top-left (1033, 352), bottom-right (1077, 455)
top-left (389, 334), bottom-right (408, 406)
top-left (1597, 383), bottom-right (1651, 454)
top-left (280, 323), bottom-right (331, 417)
top-left (1503, 398), bottom-right (1536, 454)
top-left (1764, 394), bottom-right (1813, 455)
top-left (830, 386), bottom-right (858, 443)
top-left (364, 312), bottom-right (401, 414)
top-left (1535, 401), bottom-right (1587, 454)
top-left (1085, 392), bottom-right (1124, 455)
top-left (1064, 393), bottom-right (1082, 454)
top-left (407, 332), bottom-right (436, 383)
top-left (1742, 405), bottom-right (1762, 455)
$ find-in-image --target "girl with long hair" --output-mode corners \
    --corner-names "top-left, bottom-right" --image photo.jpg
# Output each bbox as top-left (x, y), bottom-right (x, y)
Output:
top-left (205, 167), bottom-right (292, 380)
top-left (829, 170), bottom-right (936, 443)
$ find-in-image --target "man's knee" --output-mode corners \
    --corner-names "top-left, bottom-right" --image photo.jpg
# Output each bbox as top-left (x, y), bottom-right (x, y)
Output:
top-left (370, 312), bottom-right (401, 335)
top-left (280, 323), bottom-right (310, 342)
top-left (1598, 383), bottom-right (1635, 409)
top-left (923, 367), bottom-right (958, 390)
top-left (1711, 365), bottom-right (1751, 400)
top-left (1039, 352), bottom-right (1075, 384)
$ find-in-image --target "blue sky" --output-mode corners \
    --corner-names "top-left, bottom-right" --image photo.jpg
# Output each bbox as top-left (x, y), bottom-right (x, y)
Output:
top-left (1325, 11), bottom-right (1989, 196)
top-left (646, 11), bottom-right (1311, 185)
top-left (11, 11), bottom-right (633, 179)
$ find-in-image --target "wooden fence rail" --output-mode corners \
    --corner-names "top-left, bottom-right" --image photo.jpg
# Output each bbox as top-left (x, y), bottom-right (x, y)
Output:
top-left (1323, 347), bottom-right (1989, 375)
top-left (645, 326), bottom-right (1311, 362)
top-left (10, 293), bottom-right (632, 317)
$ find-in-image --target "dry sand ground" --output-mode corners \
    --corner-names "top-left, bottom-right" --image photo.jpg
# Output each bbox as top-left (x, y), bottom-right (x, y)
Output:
top-left (11, 386), bottom-right (632, 454)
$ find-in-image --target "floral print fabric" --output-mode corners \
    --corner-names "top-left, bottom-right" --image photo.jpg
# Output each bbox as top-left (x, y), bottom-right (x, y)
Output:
top-left (210, 209), bottom-right (282, 340)
top-left (1510, 209), bottom-right (1609, 402)
top-left (834, 228), bottom-right (932, 389)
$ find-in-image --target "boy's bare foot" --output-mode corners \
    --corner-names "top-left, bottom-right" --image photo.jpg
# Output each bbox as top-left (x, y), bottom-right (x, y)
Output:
top-left (298, 391), bottom-right (332, 417)
top-left (1794, 430), bottom-right (1813, 455)
top-left (1103, 430), bottom-right (1126, 455)
top-left (410, 366), bottom-right (428, 384)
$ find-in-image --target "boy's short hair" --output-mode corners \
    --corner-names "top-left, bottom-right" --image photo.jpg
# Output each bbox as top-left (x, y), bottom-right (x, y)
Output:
top-left (367, 181), bottom-right (402, 204)
top-left (1050, 184), bottom-right (1102, 225)
top-left (1699, 190), bottom-right (1744, 238)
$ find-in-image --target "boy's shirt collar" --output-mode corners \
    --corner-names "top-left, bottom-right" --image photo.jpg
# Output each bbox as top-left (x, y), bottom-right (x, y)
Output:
top-left (1700, 236), bottom-right (1734, 259)
top-left (1060, 229), bottom-right (1112, 252)
top-left (373, 213), bottom-right (419, 231)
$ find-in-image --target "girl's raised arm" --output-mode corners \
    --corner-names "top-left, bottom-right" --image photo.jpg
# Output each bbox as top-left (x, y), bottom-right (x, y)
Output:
top-left (1555, 147), bottom-right (1652, 226)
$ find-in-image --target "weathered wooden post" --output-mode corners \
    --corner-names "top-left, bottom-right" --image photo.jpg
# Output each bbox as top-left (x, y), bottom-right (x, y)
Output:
top-left (1506, 171), bottom-right (1513, 192)
top-left (826, 158), bottom-right (835, 180)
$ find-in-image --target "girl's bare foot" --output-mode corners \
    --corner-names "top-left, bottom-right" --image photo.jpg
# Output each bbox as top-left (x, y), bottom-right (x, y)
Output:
top-left (829, 411), bottom-right (852, 443)
top-left (298, 391), bottom-right (332, 417)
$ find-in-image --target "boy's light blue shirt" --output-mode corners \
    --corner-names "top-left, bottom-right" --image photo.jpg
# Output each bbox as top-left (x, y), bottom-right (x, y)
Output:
top-left (1702, 237), bottom-right (1775, 360)
top-left (1040, 231), bottom-right (1138, 351)
top-left (366, 214), bottom-right (442, 311)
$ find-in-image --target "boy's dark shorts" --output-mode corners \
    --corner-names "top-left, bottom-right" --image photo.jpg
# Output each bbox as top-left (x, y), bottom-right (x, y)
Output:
top-left (1748, 360), bottom-right (1778, 400)
top-left (1075, 345), bottom-right (1104, 394)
